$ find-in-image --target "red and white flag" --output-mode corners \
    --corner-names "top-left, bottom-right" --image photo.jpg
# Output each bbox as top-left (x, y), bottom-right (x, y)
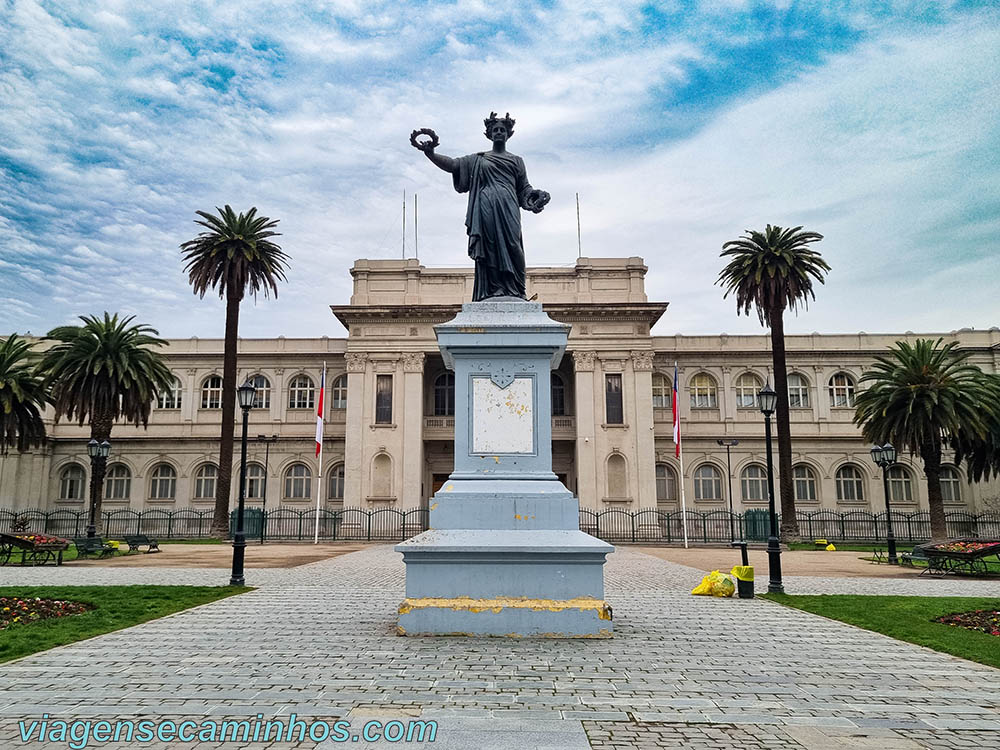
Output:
top-left (672, 363), bottom-right (681, 458)
top-left (315, 363), bottom-right (326, 457)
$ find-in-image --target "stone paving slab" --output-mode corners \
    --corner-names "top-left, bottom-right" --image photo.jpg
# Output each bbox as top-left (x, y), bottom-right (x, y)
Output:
top-left (0, 546), bottom-right (998, 748)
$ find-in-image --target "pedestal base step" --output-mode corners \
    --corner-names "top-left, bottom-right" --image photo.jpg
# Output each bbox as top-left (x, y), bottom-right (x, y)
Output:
top-left (397, 596), bottom-right (613, 638)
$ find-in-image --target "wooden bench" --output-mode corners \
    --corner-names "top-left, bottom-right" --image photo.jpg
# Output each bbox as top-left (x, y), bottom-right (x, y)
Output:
top-left (72, 537), bottom-right (116, 559)
top-left (122, 535), bottom-right (160, 553)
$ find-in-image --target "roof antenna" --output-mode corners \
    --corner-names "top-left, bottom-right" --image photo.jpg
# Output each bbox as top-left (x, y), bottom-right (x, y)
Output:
top-left (402, 190), bottom-right (407, 259)
top-left (576, 192), bottom-right (582, 259)
top-left (414, 193), bottom-right (418, 261)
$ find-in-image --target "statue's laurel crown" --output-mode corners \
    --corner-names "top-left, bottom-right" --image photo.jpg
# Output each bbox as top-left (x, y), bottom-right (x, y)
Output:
top-left (484, 111), bottom-right (515, 137)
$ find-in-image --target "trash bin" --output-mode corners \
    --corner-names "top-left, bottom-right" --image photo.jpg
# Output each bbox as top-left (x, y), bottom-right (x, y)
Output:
top-left (731, 565), bottom-right (754, 599)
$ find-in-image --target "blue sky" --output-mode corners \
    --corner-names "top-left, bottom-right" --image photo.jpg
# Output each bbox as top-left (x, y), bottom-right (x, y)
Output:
top-left (1, 1), bottom-right (998, 339)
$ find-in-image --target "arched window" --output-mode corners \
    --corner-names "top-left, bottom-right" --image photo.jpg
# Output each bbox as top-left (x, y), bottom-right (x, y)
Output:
top-left (694, 464), bottom-right (722, 501)
top-left (371, 454), bottom-right (392, 498)
top-left (150, 464), bottom-right (177, 500)
top-left (104, 464), bottom-right (131, 500)
top-left (328, 463), bottom-right (345, 501)
top-left (194, 464), bottom-right (218, 500)
top-left (245, 463), bottom-right (266, 500)
top-left (288, 375), bottom-right (315, 410)
top-left (283, 463), bottom-right (312, 499)
top-left (655, 464), bottom-right (677, 502)
top-left (606, 454), bottom-right (627, 498)
top-left (835, 465), bottom-right (865, 502)
top-left (740, 464), bottom-right (767, 502)
top-left (201, 375), bottom-right (223, 409)
top-left (887, 466), bottom-right (914, 503)
top-left (248, 374), bottom-right (270, 409)
top-left (330, 374), bottom-right (348, 410)
top-left (156, 376), bottom-right (183, 409)
top-left (787, 373), bottom-right (810, 408)
top-left (793, 465), bottom-right (817, 502)
top-left (940, 466), bottom-right (962, 503)
top-left (689, 373), bottom-right (718, 409)
top-left (735, 373), bottom-right (763, 409)
top-left (434, 372), bottom-right (455, 417)
top-left (829, 373), bottom-right (856, 408)
top-left (59, 464), bottom-right (86, 501)
top-left (551, 373), bottom-right (566, 416)
top-left (652, 373), bottom-right (671, 409)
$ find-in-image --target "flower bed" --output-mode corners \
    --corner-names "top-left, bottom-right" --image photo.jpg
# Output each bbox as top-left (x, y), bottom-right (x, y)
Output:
top-left (0, 597), bottom-right (91, 630)
top-left (936, 609), bottom-right (1000, 637)
top-left (10, 534), bottom-right (68, 547)
top-left (927, 540), bottom-right (1000, 554)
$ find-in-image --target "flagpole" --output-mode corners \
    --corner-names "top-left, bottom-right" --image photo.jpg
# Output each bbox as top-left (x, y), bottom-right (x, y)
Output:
top-left (313, 361), bottom-right (326, 544)
top-left (675, 361), bottom-right (689, 548)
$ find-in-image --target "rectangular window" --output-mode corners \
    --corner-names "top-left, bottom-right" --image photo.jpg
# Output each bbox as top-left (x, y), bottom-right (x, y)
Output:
top-left (375, 374), bottom-right (393, 424)
top-left (605, 374), bottom-right (623, 425)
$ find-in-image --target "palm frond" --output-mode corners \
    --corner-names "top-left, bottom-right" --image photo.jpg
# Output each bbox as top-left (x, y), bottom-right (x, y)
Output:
top-left (717, 224), bottom-right (829, 325)
top-left (181, 205), bottom-right (289, 302)
top-left (39, 313), bottom-right (175, 429)
top-left (0, 334), bottom-right (48, 452)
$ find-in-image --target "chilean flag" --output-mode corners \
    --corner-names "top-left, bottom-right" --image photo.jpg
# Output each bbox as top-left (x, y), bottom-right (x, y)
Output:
top-left (672, 364), bottom-right (681, 458)
top-left (315, 364), bottom-right (326, 457)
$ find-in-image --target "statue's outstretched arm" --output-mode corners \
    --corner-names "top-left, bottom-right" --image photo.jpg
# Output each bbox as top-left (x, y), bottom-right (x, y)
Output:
top-left (426, 150), bottom-right (456, 174)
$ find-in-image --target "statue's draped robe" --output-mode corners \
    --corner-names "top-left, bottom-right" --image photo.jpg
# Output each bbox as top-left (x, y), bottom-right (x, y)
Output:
top-left (452, 151), bottom-right (535, 300)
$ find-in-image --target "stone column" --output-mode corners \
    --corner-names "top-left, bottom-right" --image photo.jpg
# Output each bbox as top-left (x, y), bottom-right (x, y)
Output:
top-left (631, 350), bottom-right (656, 508)
top-left (572, 351), bottom-right (598, 509)
top-left (401, 352), bottom-right (425, 510)
top-left (343, 353), bottom-right (367, 507)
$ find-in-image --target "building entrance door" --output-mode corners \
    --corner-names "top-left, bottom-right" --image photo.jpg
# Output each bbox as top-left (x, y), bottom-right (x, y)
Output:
top-left (431, 473), bottom-right (450, 496)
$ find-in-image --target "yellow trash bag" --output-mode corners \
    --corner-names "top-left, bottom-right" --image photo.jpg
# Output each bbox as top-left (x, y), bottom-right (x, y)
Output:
top-left (691, 570), bottom-right (735, 597)
top-left (731, 565), bottom-right (754, 582)
top-left (826, 543), bottom-right (837, 551)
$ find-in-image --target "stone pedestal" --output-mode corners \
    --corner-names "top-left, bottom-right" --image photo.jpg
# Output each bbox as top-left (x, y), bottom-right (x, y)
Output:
top-left (396, 299), bottom-right (613, 637)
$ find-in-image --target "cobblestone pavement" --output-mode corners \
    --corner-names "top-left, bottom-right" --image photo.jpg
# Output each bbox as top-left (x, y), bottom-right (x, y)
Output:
top-left (0, 546), bottom-right (997, 749)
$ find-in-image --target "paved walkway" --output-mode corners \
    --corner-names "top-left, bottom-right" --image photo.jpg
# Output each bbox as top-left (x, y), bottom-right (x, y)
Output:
top-left (0, 546), bottom-right (998, 748)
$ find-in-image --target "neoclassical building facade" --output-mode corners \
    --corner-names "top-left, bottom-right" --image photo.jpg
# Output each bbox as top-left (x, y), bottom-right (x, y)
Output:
top-left (4, 257), bottom-right (998, 515)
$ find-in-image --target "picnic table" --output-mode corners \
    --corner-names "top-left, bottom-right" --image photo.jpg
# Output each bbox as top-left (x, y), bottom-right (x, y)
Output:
top-left (917, 538), bottom-right (1000, 577)
top-left (0, 532), bottom-right (70, 566)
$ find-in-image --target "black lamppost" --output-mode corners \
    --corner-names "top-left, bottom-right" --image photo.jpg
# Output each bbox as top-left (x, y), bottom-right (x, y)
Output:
top-left (871, 443), bottom-right (899, 564)
top-left (758, 384), bottom-right (783, 594)
top-left (230, 379), bottom-right (257, 586)
top-left (86, 438), bottom-right (111, 539)
top-left (717, 439), bottom-right (739, 542)
top-left (256, 434), bottom-right (278, 546)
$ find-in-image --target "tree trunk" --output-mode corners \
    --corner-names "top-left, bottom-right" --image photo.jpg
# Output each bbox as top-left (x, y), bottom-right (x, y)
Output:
top-left (921, 434), bottom-right (947, 541)
top-left (770, 307), bottom-right (800, 540)
top-left (88, 412), bottom-right (114, 536)
top-left (211, 290), bottom-right (241, 538)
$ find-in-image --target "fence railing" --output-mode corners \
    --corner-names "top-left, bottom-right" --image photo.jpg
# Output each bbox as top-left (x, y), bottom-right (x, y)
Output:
top-left (1, 507), bottom-right (998, 544)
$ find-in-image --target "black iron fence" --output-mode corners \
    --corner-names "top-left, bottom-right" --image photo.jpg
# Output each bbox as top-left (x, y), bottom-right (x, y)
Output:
top-left (1, 507), bottom-right (998, 544)
top-left (579, 508), bottom-right (1000, 544)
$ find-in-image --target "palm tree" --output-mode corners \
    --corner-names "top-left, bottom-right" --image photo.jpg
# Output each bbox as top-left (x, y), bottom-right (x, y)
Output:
top-left (181, 206), bottom-right (288, 537)
top-left (718, 225), bottom-right (829, 539)
top-left (40, 314), bottom-right (174, 534)
top-left (0, 334), bottom-right (48, 453)
top-left (854, 338), bottom-right (999, 540)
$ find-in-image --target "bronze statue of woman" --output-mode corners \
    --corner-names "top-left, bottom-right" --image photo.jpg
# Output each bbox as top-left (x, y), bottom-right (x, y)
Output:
top-left (410, 113), bottom-right (550, 301)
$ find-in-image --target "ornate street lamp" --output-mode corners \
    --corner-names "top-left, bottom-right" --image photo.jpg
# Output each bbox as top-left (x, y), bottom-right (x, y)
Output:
top-left (230, 379), bottom-right (257, 586)
top-left (758, 384), bottom-right (783, 593)
top-left (870, 442), bottom-right (899, 564)
top-left (86, 438), bottom-right (111, 539)
top-left (717, 439), bottom-right (740, 542)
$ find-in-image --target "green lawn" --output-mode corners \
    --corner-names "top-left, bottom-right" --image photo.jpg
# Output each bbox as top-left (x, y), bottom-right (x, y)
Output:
top-left (0, 585), bottom-right (248, 663)
top-left (762, 594), bottom-right (1000, 669)
top-left (787, 542), bottom-right (925, 553)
